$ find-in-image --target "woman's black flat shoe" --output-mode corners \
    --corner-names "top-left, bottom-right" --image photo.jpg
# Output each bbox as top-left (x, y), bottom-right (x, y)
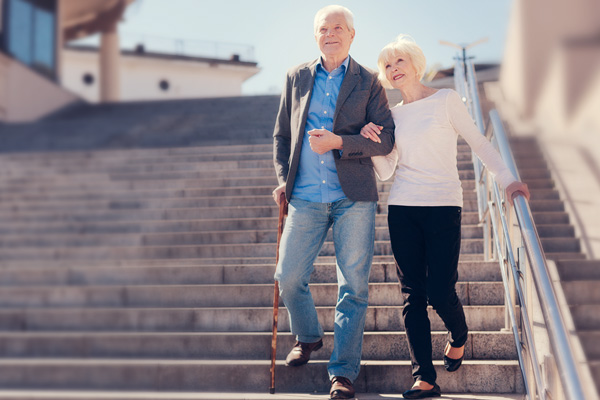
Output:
top-left (443, 353), bottom-right (464, 372)
top-left (443, 342), bottom-right (465, 372)
top-left (402, 383), bottom-right (441, 399)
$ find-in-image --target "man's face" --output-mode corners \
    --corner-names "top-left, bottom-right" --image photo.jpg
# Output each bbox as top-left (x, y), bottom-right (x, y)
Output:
top-left (314, 12), bottom-right (355, 60)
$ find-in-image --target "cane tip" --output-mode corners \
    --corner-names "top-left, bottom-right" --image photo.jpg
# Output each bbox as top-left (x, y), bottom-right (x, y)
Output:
top-left (269, 388), bottom-right (275, 394)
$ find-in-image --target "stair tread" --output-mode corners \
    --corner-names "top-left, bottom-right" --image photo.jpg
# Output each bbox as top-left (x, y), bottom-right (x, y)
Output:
top-left (0, 390), bottom-right (527, 400)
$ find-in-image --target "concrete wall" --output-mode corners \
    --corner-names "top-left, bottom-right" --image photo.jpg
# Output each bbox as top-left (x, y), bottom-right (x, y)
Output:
top-left (0, 53), bottom-right (79, 123)
top-left (499, 0), bottom-right (600, 260)
top-left (62, 49), bottom-right (260, 103)
top-left (500, 0), bottom-right (600, 122)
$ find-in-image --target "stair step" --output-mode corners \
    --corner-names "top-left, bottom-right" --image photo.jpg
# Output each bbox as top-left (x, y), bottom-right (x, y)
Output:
top-left (545, 252), bottom-right (587, 260)
top-left (0, 255), bottom-right (392, 269)
top-left (0, 391), bottom-right (528, 400)
top-left (528, 188), bottom-right (560, 200)
top-left (102, 168), bottom-right (475, 181)
top-left (518, 169), bottom-right (552, 179)
top-left (535, 224), bottom-right (575, 238)
top-left (0, 197), bottom-right (565, 215)
top-left (0, 359), bottom-right (524, 393)
top-left (562, 281), bottom-right (600, 304)
top-left (0, 206), bottom-right (482, 225)
top-left (0, 217), bottom-right (289, 235)
top-left (518, 179), bottom-right (555, 189)
top-left (0, 159), bottom-right (288, 178)
top-left (556, 260), bottom-right (600, 280)
top-left (197, 305), bottom-right (507, 332)
top-left (531, 212), bottom-right (570, 225)
top-left (0, 177), bottom-right (283, 192)
top-left (0, 238), bottom-right (485, 260)
top-left (0, 187), bottom-right (273, 202)
top-left (0, 144), bottom-right (272, 161)
top-left (0, 177), bottom-right (477, 195)
top-left (0, 331), bottom-right (517, 360)
top-left (0, 199), bottom-right (566, 217)
top-left (0, 194), bottom-right (483, 213)
top-left (592, 361), bottom-right (600, 395)
top-left (578, 331), bottom-right (600, 360)
top-left (0, 282), bottom-right (502, 308)
top-left (0, 225), bottom-right (485, 247)
top-left (0, 260), bottom-right (501, 286)
top-left (0, 182), bottom-right (476, 202)
top-left (570, 305), bottom-right (600, 329)
top-left (540, 237), bottom-right (580, 252)
top-left (0, 305), bottom-right (509, 332)
top-left (527, 200), bottom-right (564, 212)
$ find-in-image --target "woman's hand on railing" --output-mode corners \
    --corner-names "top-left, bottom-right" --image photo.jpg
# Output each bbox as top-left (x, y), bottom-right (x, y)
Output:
top-left (505, 181), bottom-right (530, 206)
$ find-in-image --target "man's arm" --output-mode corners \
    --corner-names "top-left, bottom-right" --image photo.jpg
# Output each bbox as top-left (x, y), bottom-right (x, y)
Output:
top-left (306, 73), bottom-right (395, 157)
top-left (340, 75), bottom-right (394, 158)
top-left (273, 73), bottom-right (293, 186)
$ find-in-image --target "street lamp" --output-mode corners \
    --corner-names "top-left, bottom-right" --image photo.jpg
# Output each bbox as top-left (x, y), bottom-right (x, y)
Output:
top-left (439, 37), bottom-right (489, 63)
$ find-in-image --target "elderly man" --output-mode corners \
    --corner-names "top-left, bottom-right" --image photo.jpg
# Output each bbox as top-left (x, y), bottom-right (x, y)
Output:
top-left (272, 5), bottom-right (395, 399)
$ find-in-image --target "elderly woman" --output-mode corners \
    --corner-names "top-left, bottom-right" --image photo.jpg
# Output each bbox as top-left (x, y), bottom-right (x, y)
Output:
top-left (362, 35), bottom-right (530, 399)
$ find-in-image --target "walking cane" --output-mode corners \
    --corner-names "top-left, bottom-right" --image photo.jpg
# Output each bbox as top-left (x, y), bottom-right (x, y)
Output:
top-left (270, 192), bottom-right (288, 394)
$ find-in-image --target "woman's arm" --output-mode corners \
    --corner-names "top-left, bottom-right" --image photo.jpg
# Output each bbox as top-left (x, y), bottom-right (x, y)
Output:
top-left (446, 90), bottom-right (530, 203)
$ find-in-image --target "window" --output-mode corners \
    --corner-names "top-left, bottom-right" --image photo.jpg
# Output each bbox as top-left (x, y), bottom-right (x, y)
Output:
top-left (82, 73), bottom-right (94, 86)
top-left (2, 0), bottom-right (57, 79)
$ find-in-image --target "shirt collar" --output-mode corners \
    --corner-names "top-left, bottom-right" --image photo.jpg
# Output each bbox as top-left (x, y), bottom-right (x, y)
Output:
top-left (316, 56), bottom-right (350, 75)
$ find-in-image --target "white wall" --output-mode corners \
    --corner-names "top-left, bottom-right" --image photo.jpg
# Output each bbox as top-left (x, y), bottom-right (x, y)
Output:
top-left (0, 53), bottom-right (79, 122)
top-left (62, 49), bottom-right (260, 103)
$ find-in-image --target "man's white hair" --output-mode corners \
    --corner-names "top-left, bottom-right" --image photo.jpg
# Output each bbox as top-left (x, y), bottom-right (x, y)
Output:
top-left (313, 5), bottom-right (354, 34)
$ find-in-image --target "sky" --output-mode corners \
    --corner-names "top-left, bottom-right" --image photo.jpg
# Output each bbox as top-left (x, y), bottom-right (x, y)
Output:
top-left (96, 0), bottom-right (514, 95)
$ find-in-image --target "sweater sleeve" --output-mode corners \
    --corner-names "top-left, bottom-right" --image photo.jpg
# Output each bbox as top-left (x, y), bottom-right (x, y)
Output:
top-left (445, 90), bottom-right (517, 189)
top-left (371, 144), bottom-right (399, 181)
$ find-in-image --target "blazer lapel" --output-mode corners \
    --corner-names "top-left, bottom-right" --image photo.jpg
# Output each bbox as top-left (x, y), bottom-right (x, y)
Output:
top-left (297, 60), bottom-right (317, 144)
top-left (333, 56), bottom-right (360, 128)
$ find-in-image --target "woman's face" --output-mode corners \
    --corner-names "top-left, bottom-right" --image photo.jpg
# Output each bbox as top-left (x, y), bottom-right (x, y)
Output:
top-left (384, 53), bottom-right (417, 89)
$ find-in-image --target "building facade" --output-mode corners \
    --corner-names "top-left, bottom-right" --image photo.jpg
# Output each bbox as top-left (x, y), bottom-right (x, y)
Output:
top-left (62, 46), bottom-right (259, 103)
top-left (0, 0), bottom-right (260, 122)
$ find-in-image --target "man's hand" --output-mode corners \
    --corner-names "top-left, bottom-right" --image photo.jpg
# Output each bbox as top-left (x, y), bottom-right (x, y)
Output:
top-left (308, 129), bottom-right (343, 154)
top-left (272, 183), bottom-right (286, 205)
top-left (505, 181), bottom-right (530, 206)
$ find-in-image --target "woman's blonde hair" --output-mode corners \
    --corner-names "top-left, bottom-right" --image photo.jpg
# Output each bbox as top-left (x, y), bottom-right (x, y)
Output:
top-left (377, 35), bottom-right (427, 89)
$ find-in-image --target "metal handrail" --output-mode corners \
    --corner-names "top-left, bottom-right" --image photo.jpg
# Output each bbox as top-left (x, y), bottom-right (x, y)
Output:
top-left (453, 55), bottom-right (587, 400)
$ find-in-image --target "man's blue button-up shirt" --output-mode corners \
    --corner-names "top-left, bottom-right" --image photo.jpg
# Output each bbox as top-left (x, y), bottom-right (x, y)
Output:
top-left (291, 57), bottom-right (349, 203)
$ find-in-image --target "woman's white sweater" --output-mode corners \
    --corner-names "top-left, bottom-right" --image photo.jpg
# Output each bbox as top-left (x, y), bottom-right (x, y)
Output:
top-left (374, 88), bottom-right (516, 207)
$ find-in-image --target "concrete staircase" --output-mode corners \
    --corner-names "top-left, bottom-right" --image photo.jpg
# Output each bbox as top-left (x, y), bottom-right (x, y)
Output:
top-left (510, 137), bottom-right (584, 260)
top-left (0, 139), bottom-right (532, 399)
top-left (0, 95), bottom-right (280, 152)
top-left (510, 136), bottom-right (600, 396)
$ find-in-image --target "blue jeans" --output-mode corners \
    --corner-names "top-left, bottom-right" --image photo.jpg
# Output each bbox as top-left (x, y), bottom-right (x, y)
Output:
top-left (274, 197), bottom-right (376, 382)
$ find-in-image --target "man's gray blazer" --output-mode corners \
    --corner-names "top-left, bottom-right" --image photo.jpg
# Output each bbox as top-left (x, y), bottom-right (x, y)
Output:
top-left (273, 56), bottom-right (395, 202)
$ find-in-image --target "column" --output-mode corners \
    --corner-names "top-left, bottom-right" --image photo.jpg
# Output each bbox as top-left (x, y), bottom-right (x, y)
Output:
top-left (100, 20), bottom-right (120, 102)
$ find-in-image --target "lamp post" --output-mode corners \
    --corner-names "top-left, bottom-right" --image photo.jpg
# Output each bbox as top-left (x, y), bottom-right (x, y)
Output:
top-left (439, 37), bottom-right (488, 75)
